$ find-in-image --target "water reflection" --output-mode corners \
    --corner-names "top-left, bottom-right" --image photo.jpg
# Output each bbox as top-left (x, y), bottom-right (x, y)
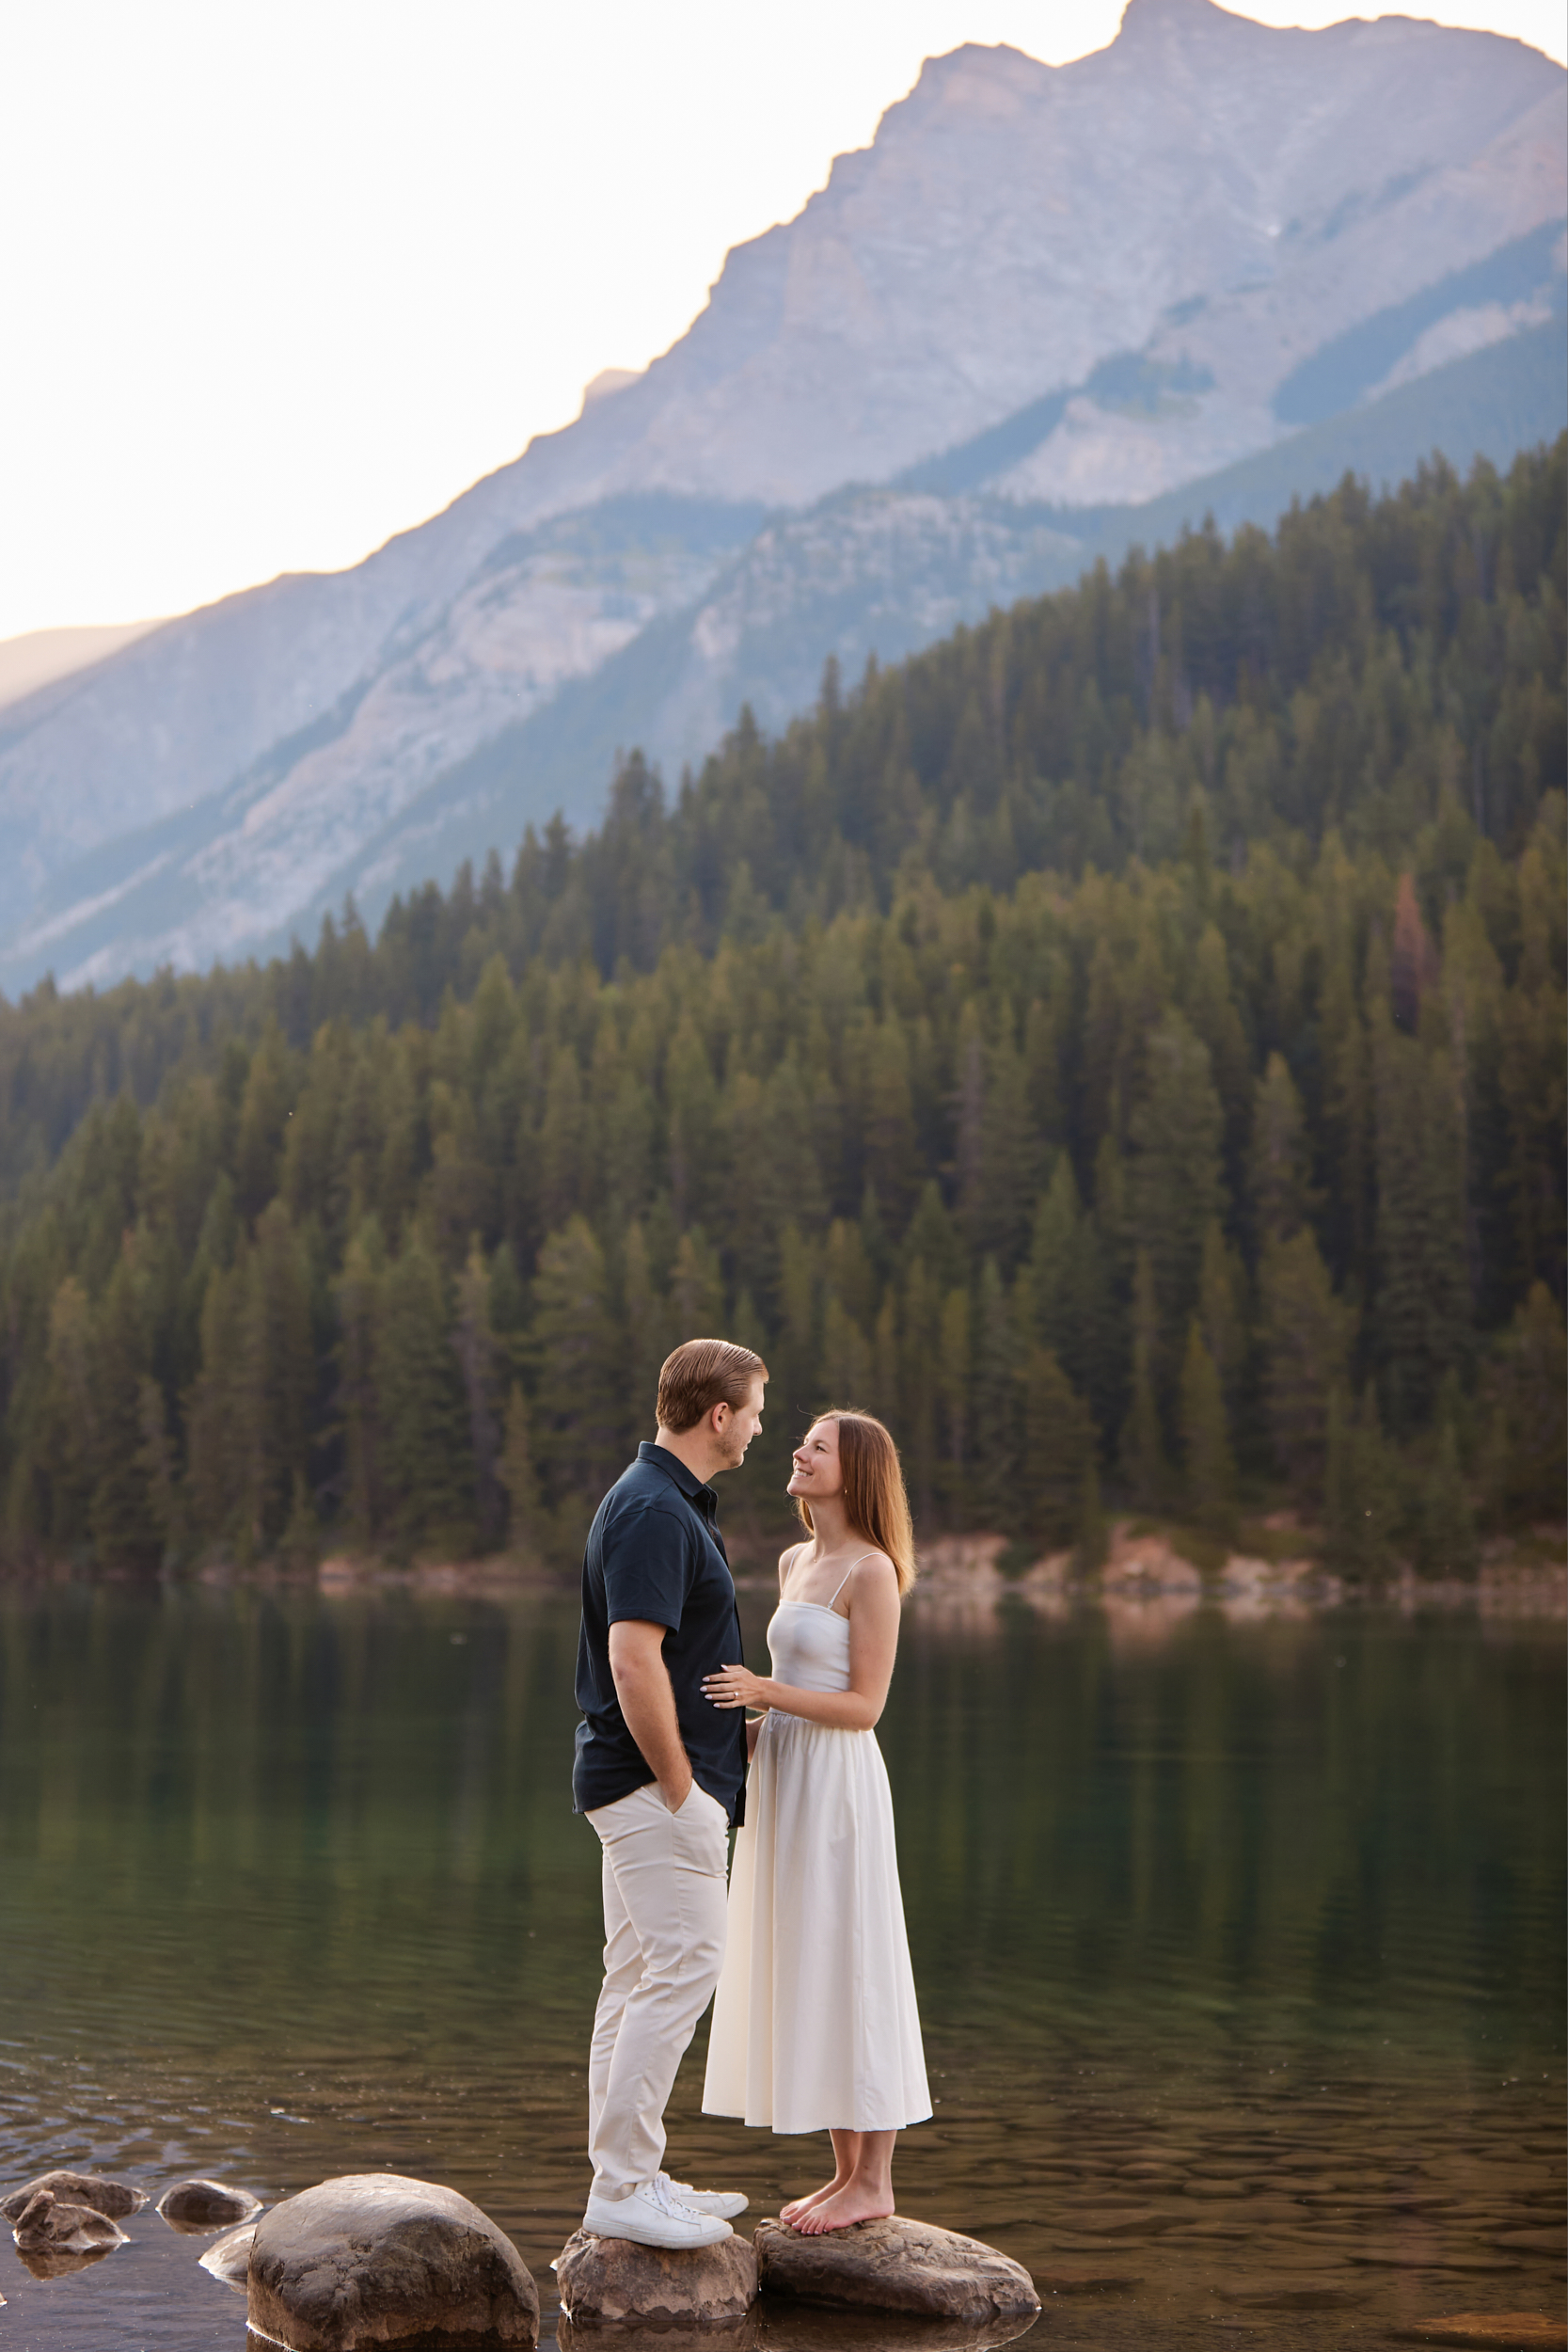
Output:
top-left (557, 2309), bottom-right (1042, 2351)
top-left (0, 1583), bottom-right (1560, 2352)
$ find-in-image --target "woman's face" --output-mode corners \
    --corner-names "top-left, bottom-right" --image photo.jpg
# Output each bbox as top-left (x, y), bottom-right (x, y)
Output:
top-left (786, 1418), bottom-right (842, 1501)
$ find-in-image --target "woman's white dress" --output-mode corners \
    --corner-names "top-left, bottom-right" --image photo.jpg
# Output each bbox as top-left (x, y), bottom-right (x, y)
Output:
top-left (701, 1592), bottom-right (931, 2135)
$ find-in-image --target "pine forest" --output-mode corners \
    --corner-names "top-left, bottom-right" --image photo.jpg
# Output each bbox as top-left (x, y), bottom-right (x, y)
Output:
top-left (1, 442), bottom-right (1563, 1579)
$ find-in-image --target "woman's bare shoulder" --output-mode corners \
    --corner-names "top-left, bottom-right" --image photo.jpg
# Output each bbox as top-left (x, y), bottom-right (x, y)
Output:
top-left (846, 1549), bottom-right (899, 1598)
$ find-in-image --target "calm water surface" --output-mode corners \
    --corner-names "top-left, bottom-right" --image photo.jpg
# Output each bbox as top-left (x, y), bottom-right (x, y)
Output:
top-left (0, 1580), bottom-right (1561, 2351)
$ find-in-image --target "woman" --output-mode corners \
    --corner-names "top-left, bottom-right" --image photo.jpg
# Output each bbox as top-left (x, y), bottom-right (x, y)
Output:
top-left (700, 1409), bottom-right (929, 2233)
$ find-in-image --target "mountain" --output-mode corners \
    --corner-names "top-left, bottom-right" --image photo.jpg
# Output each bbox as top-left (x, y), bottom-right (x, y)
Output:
top-left (1, 0), bottom-right (1562, 994)
top-left (0, 620), bottom-right (165, 712)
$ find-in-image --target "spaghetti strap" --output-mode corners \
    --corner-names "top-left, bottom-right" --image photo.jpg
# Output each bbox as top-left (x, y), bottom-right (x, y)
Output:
top-left (827, 1551), bottom-right (879, 1611)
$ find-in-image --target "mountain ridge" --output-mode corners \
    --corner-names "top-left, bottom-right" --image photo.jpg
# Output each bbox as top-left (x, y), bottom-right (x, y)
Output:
top-left (1, 1), bottom-right (1561, 993)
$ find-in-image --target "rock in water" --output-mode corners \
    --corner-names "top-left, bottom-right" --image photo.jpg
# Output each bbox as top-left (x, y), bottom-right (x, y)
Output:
top-left (554, 2226), bottom-right (757, 2325)
top-left (157, 2177), bottom-right (263, 2231)
top-left (11, 2189), bottom-right (130, 2253)
top-left (246, 2173), bottom-right (538, 2349)
top-left (198, 2221), bottom-right (256, 2292)
top-left (754, 2216), bottom-right (1039, 2322)
top-left (1, 2169), bottom-right (146, 2221)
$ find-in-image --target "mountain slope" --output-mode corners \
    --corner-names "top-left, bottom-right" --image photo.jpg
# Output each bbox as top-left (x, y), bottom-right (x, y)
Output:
top-left (0, 0), bottom-right (1561, 992)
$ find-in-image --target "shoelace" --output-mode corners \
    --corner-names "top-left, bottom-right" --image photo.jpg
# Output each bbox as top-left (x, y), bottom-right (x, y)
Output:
top-left (649, 2174), bottom-right (695, 2217)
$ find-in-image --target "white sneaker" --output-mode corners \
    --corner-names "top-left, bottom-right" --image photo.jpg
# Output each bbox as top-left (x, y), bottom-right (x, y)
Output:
top-left (582, 2177), bottom-right (734, 2249)
top-left (656, 2169), bottom-right (749, 2220)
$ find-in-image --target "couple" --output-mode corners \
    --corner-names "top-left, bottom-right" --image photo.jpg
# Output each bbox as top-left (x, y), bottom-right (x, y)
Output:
top-left (572, 1337), bottom-right (929, 2251)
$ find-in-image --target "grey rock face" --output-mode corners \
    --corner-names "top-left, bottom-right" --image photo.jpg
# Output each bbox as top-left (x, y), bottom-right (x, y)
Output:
top-left (0, 2169), bottom-right (147, 2222)
top-left (156, 2176), bottom-right (264, 2231)
top-left (245, 2173), bottom-right (538, 2349)
top-left (0, 0), bottom-right (1560, 993)
top-left (753, 2214), bottom-right (1039, 2322)
top-left (554, 2224), bottom-right (758, 2326)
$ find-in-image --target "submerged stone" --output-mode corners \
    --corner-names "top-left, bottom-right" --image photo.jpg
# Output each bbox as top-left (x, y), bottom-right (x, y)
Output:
top-left (754, 2215), bottom-right (1038, 2323)
top-left (198, 2219), bottom-right (258, 2291)
top-left (158, 2177), bottom-right (264, 2232)
top-left (554, 2226), bottom-right (757, 2326)
top-left (246, 2173), bottom-right (539, 2349)
top-left (1, 2169), bottom-right (146, 2222)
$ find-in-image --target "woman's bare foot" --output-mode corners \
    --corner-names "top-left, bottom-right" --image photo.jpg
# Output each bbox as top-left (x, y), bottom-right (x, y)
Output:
top-left (793, 2184), bottom-right (895, 2234)
top-left (780, 2177), bottom-right (847, 2225)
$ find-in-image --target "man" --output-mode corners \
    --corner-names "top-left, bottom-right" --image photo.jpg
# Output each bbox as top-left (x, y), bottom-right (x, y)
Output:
top-left (574, 1336), bottom-right (768, 2249)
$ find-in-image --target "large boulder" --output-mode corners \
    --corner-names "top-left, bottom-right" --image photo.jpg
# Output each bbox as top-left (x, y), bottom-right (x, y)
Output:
top-left (554, 2226), bottom-right (756, 2326)
top-left (246, 2173), bottom-right (538, 2349)
top-left (1, 2168), bottom-right (145, 2221)
top-left (157, 2176), bottom-right (263, 2231)
top-left (754, 2216), bottom-right (1038, 2324)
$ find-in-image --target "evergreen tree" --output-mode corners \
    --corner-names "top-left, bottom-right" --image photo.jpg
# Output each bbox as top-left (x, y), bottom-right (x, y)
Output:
top-left (1482, 1280), bottom-right (1568, 1521)
top-left (1021, 1346), bottom-right (1098, 1551)
top-left (334, 1216), bottom-right (387, 1548)
top-left (1120, 1248), bottom-right (1169, 1511)
top-left (498, 1382), bottom-right (544, 1554)
top-left (1128, 1011), bottom-right (1226, 1383)
top-left (377, 1229), bottom-right (468, 1557)
top-left (1323, 1385), bottom-right (1397, 1579)
top-left (531, 1216), bottom-right (622, 1517)
top-left (88, 1250), bottom-right (162, 1572)
top-left (1372, 1018), bottom-right (1472, 1432)
top-left (1179, 1318), bottom-right (1238, 1541)
top-left (451, 1241), bottom-right (504, 1549)
top-left (1259, 1227), bottom-right (1354, 1505)
top-left (1248, 1051), bottom-right (1315, 1245)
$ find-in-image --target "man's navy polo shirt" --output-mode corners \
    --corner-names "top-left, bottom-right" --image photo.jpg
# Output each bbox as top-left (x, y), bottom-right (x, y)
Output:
top-left (573, 1441), bottom-right (748, 1825)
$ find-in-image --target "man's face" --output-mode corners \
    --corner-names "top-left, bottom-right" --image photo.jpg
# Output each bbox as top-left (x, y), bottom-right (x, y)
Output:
top-left (713, 1375), bottom-right (766, 1470)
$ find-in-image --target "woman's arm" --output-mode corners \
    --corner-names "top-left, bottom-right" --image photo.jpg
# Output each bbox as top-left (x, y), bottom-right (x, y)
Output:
top-left (705, 1557), bottom-right (901, 1732)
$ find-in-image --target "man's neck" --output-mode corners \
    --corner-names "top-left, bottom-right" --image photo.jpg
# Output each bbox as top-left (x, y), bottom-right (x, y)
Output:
top-left (655, 1424), bottom-right (722, 1487)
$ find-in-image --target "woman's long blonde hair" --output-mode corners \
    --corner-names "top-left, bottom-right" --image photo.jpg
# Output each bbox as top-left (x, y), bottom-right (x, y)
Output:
top-left (794, 1408), bottom-right (917, 1594)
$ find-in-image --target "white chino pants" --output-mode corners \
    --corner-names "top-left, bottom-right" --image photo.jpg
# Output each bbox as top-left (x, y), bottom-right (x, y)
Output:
top-left (585, 1779), bottom-right (730, 2200)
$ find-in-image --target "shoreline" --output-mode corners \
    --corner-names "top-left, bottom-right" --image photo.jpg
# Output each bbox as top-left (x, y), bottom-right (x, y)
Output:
top-left (2, 1518), bottom-right (1562, 1618)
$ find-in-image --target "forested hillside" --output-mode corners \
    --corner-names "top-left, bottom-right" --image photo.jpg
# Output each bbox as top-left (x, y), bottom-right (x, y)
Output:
top-left (2, 445), bottom-right (1563, 1576)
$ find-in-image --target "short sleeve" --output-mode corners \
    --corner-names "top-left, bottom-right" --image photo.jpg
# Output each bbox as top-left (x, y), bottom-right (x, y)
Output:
top-left (601, 1502), bottom-right (691, 1631)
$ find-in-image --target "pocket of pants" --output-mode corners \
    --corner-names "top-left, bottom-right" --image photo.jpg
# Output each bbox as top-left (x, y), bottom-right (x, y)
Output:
top-left (674, 1781), bottom-right (729, 1867)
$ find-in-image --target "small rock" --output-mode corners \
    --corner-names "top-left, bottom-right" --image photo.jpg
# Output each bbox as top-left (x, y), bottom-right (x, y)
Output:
top-left (755, 2215), bottom-right (1038, 2323)
top-left (247, 2173), bottom-right (538, 2349)
top-left (555, 2226), bottom-right (756, 2326)
top-left (1, 2168), bottom-right (146, 2222)
top-left (198, 2220), bottom-right (257, 2292)
top-left (157, 2177), bottom-right (264, 2232)
top-left (12, 2189), bottom-right (131, 2255)
top-left (1388, 2319), bottom-right (1567, 2350)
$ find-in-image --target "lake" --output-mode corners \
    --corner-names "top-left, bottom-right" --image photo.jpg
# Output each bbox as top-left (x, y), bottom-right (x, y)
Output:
top-left (0, 1576), bottom-right (1561, 2350)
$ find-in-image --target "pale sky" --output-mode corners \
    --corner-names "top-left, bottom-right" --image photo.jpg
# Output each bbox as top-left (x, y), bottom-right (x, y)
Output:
top-left (1, 0), bottom-right (1561, 643)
